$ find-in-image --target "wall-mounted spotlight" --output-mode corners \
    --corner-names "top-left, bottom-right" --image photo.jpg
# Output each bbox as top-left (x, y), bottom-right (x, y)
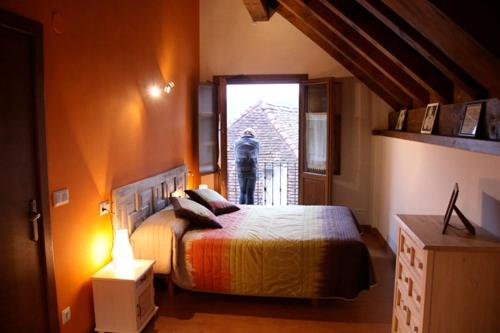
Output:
top-left (164, 81), bottom-right (175, 94)
top-left (148, 81), bottom-right (175, 98)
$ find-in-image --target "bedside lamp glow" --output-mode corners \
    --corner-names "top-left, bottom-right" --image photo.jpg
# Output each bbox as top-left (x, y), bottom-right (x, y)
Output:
top-left (112, 229), bottom-right (134, 273)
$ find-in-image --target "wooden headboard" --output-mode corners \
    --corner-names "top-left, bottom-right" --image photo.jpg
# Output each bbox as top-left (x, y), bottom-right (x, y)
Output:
top-left (111, 165), bottom-right (187, 234)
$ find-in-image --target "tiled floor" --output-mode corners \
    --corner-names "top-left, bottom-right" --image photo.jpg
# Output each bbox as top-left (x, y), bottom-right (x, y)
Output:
top-left (144, 230), bottom-right (395, 333)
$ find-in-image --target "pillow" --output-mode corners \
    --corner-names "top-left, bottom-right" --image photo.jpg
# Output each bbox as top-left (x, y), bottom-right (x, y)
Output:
top-left (171, 197), bottom-right (222, 229)
top-left (130, 208), bottom-right (190, 274)
top-left (185, 188), bottom-right (240, 215)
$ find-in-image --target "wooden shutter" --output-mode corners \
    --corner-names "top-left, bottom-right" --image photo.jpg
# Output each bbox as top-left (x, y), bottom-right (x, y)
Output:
top-left (198, 83), bottom-right (218, 175)
top-left (299, 77), bottom-right (340, 205)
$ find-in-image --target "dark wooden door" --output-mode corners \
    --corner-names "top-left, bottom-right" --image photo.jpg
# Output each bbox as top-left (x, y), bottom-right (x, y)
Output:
top-left (0, 10), bottom-right (57, 333)
top-left (299, 78), bottom-right (336, 205)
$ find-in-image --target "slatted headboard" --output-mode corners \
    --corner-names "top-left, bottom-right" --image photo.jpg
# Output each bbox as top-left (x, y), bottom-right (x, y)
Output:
top-left (111, 165), bottom-right (187, 234)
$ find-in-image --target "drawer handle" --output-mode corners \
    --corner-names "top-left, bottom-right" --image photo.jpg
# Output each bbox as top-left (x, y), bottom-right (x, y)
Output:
top-left (416, 295), bottom-right (421, 303)
top-left (410, 248), bottom-right (415, 266)
top-left (404, 277), bottom-right (409, 283)
top-left (408, 279), bottom-right (413, 297)
top-left (406, 248), bottom-right (411, 254)
top-left (406, 307), bottom-right (411, 326)
top-left (138, 270), bottom-right (150, 285)
top-left (414, 326), bottom-right (418, 332)
top-left (136, 304), bottom-right (142, 318)
top-left (418, 262), bottom-right (423, 270)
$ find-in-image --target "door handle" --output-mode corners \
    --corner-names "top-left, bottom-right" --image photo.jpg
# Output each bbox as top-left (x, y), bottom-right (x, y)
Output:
top-left (30, 200), bottom-right (41, 242)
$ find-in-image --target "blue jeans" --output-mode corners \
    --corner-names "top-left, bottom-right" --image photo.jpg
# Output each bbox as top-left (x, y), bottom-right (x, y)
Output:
top-left (238, 176), bottom-right (256, 205)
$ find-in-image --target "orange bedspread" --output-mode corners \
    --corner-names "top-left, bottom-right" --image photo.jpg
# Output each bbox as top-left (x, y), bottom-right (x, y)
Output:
top-left (172, 205), bottom-right (375, 299)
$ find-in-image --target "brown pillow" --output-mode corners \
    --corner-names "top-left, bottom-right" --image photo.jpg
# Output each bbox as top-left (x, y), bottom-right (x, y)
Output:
top-left (171, 197), bottom-right (222, 229)
top-left (185, 188), bottom-right (240, 215)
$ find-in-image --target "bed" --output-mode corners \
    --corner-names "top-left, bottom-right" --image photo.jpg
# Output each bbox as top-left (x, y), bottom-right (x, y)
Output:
top-left (112, 166), bottom-right (375, 299)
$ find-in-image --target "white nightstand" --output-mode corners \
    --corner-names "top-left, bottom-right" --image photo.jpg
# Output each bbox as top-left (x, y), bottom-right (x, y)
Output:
top-left (92, 259), bottom-right (158, 333)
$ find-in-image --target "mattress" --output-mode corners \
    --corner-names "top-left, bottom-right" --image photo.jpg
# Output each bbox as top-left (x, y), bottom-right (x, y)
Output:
top-left (144, 205), bottom-right (376, 299)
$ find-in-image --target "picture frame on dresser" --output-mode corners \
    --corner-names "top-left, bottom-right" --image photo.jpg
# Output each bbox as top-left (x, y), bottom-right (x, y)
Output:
top-left (421, 103), bottom-right (439, 134)
top-left (442, 183), bottom-right (475, 235)
top-left (459, 101), bottom-right (483, 137)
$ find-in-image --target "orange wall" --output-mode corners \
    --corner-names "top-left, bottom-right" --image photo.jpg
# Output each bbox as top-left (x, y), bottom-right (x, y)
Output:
top-left (0, 1), bottom-right (199, 332)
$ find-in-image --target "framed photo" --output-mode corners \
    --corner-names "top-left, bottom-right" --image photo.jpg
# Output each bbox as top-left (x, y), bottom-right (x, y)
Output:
top-left (442, 183), bottom-right (459, 234)
top-left (442, 182), bottom-right (475, 235)
top-left (395, 108), bottom-right (407, 131)
top-left (421, 103), bottom-right (439, 134)
top-left (459, 102), bottom-right (483, 137)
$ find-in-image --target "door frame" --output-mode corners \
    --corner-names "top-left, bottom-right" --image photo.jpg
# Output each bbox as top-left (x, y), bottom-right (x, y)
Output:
top-left (213, 74), bottom-right (307, 199)
top-left (0, 9), bottom-right (59, 333)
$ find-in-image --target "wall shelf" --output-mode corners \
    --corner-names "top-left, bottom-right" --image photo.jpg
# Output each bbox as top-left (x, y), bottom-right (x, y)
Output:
top-left (372, 130), bottom-right (500, 157)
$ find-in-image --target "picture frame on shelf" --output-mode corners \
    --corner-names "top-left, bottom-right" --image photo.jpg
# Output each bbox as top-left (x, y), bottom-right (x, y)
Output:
top-left (421, 102), bottom-right (439, 134)
top-left (395, 108), bottom-right (407, 131)
top-left (459, 102), bottom-right (483, 137)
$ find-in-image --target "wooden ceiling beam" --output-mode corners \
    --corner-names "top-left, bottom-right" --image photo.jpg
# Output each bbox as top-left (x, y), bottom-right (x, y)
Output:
top-left (322, 0), bottom-right (454, 103)
top-left (243, 0), bottom-right (271, 22)
top-left (275, 0), bottom-right (411, 109)
top-left (380, 0), bottom-right (500, 98)
top-left (306, 0), bottom-right (429, 106)
top-left (356, 0), bottom-right (487, 101)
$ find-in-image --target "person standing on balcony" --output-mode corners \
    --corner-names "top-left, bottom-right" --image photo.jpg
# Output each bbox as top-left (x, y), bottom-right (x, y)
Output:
top-left (235, 128), bottom-right (260, 205)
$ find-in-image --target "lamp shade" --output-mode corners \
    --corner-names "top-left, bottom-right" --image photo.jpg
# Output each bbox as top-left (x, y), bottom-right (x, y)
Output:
top-left (112, 228), bottom-right (134, 272)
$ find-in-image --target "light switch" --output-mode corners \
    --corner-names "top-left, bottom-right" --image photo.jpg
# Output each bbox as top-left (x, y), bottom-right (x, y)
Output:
top-left (53, 188), bottom-right (69, 207)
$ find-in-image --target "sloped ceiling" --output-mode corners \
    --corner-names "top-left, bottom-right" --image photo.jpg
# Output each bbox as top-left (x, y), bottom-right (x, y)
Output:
top-left (243, 0), bottom-right (500, 109)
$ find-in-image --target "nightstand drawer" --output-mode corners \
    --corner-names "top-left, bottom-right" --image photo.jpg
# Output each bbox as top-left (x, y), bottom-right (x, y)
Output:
top-left (136, 266), bottom-right (153, 293)
top-left (136, 282), bottom-right (155, 327)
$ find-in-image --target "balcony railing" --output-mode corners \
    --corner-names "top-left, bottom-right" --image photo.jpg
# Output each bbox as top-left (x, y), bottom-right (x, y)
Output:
top-left (228, 161), bottom-right (298, 206)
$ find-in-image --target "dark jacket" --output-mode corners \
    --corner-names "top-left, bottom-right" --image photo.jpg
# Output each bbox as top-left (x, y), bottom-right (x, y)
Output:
top-left (235, 134), bottom-right (260, 177)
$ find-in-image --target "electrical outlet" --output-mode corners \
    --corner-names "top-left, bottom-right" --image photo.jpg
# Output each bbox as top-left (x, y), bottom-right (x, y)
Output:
top-left (62, 306), bottom-right (71, 325)
top-left (99, 201), bottom-right (110, 216)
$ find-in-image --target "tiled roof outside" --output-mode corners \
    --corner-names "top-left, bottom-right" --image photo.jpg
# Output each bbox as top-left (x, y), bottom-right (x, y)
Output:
top-left (227, 102), bottom-right (299, 205)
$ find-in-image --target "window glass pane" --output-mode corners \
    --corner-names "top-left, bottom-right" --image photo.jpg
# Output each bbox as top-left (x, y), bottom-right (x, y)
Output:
top-left (305, 113), bottom-right (327, 173)
top-left (306, 84), bottom-right (327, 113)
top-left (304, 84), bottom-right (327, 174)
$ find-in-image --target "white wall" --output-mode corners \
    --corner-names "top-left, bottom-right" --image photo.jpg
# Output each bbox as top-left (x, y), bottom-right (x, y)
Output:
top-left (332, 78), bottom-right (391, 225)
top-left (371, 136), bottom-right (500, 251)
top-left (200, 0), bottom-right (350, 81)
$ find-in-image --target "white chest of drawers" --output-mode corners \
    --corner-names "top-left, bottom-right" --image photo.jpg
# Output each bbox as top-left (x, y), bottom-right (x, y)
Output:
top-left (92, 259), bottom-right (158, 333)
top-left (392, 215), bottom-right (500, 333)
